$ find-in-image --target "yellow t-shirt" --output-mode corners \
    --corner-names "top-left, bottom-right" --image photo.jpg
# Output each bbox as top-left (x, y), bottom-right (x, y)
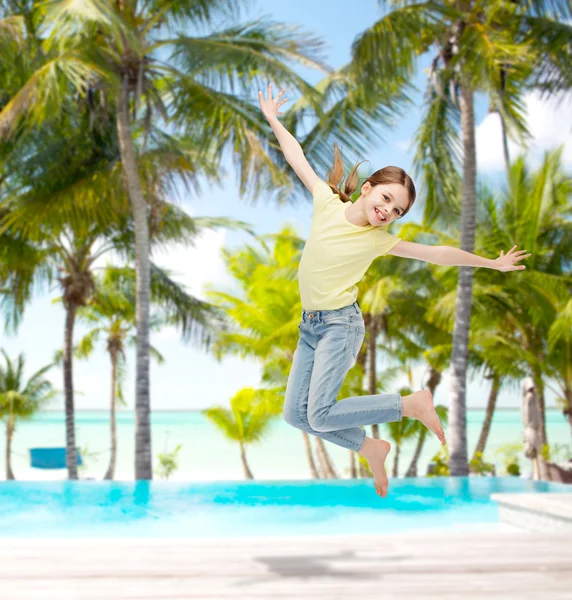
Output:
top-left (298, 179), bottom-right (401, 310)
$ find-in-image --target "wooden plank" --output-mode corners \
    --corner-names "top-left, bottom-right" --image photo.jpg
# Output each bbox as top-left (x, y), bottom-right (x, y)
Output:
top-left (492, 493), bottom-right (572, 520)
top-left (1, 532), bottom-right (571, 598)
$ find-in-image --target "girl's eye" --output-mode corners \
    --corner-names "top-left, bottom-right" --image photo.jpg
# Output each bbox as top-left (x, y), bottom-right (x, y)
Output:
top-left (384, 195), bottom-right (401, 216)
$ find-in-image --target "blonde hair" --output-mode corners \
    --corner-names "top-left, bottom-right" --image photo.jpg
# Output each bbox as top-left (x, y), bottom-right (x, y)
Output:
top-left (326, 144), bottom-right (416, 217)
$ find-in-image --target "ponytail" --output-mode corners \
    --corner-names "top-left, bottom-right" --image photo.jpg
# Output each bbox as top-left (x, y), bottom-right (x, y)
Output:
top-left (326, 144), bottom-right (366, 203)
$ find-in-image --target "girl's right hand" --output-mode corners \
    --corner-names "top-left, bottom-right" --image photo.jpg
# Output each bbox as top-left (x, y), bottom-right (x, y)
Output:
top-left (258, 83), bottom-right (288, 122)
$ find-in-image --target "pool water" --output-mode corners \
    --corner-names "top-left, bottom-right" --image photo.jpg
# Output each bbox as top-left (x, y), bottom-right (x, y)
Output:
top-left (0, 477), bottom-right (568, 538)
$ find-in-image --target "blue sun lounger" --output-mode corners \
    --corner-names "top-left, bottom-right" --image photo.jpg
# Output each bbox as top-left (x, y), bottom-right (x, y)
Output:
top-left (29, 448), bottom-right (83, 469)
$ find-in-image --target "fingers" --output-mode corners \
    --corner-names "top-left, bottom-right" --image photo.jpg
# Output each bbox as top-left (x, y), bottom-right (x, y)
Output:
top-left (258, 85), bottom-right (288, 117)
top-left (507, 245), bottom-right (532, 255)
top-left (514, 253), bottom-right (532, 261)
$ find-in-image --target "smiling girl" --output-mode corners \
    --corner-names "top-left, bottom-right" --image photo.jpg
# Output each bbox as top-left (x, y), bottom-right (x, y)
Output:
top-left (259, 83), bottom-right (530, 497)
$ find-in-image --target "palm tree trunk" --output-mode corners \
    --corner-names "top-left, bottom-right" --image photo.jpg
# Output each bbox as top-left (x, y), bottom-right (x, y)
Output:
top-left (356, 333), bottom-right (367, 372)
top-left (104, 349), bottom-right (118, 480)
top-left (449, 82), bottom-right (477, 477)
top-left (392, 443), bottom-right (400, 478)
top-left (239, 441), bottom-right (254, 479)
top-left (471, 374), bottom-right (500, 461)
top-left (116, 78), bottom-right (152, 480)
top-left (532, 371), bottom-right (548, 447)
top-left (368, 319), bottom-right (380, 439)
top-left (6, 421), bottom-right (15, 480)
top-left (64, 304), bottom-right (78, 480)
top-left (302, 432), bottom-right (320, 478)
top-left (349, 450), bottom-right (357, 479)
top-left (499, 110), bottom-right (510, 175)
top-left (405, 428), bottom-right (427, 478)
top-left (314, 438), bottom-right (328, 478)
top-left (314, 438), bottom-right (338, 478)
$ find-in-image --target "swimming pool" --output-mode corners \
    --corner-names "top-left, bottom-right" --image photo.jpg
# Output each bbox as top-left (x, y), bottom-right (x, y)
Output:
top-left (0, 477), bottom-right (568, 538)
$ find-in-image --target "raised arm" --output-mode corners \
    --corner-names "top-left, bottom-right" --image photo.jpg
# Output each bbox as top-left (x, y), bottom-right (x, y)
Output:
top-left (387, 241), bottom-right (531, 272)
top-left (258, 83), bottom-right (319, 193)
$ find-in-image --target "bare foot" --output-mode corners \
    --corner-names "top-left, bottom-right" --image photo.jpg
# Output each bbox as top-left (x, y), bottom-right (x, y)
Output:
top-left (402, 389), bottom-right (446, 445)
top-left (358, 438), bottom-right (392, 498)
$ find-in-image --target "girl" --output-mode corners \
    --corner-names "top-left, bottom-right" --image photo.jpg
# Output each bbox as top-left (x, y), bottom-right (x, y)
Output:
top-left (258, 83), bottom-right (530, 497)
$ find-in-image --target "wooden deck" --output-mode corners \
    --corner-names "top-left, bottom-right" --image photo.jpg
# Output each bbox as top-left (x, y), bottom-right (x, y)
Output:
top-left (1, 531), bottom-right (571, 599)
top-left (492, 493), bottom-right (572, 531)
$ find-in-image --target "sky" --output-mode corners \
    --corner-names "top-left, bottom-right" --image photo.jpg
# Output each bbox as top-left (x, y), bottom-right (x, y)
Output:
top-left (2, 1), bottom-right (571, 412)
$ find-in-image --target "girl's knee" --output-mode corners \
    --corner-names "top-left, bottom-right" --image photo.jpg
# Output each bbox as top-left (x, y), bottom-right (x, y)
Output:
top-left (282, 402), bottom-right (303, 429)
top-left (307, 412), bottom-right (330, 433)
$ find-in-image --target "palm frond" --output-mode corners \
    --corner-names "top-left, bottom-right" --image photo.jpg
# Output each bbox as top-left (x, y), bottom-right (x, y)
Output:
top-left (525, 16), bottom-right (572, 94)
top-left (150, 262), bottom-right (222, 348)
top-left (351, 4), bottom-right (435, 87)
top-left (165, 19), bottom-right (329, 92)
top-left (413, 84), bottom-right (462, 229)
top-left (0, 54), bottom-right (108, 138)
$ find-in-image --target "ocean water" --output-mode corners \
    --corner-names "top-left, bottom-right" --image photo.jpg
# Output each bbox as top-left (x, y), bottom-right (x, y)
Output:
top-left (0, 409), bottom-right (569, 481)
top-left (1, 478), bottom-right (568, 538)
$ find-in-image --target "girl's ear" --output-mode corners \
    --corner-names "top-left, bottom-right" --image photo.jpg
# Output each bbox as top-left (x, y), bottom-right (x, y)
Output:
top-left (361, 181), bottom-right (371, 196)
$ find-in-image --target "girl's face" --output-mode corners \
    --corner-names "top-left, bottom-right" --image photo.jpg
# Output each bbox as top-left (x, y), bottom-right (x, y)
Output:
top-left (361, 182), bottom-right (409, 226)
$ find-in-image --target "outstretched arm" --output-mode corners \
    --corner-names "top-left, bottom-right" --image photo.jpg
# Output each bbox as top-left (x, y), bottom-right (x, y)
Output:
top-left (387, 241), bottom-right (531, 272)
top-left (258, 83), bottom-right (319, 193)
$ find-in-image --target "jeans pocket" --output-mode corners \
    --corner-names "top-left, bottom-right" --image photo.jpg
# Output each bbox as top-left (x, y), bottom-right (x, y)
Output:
top-left (352, 323), bottom-right (365, 359)
top-left (323, 315), bottom-right (352, 326)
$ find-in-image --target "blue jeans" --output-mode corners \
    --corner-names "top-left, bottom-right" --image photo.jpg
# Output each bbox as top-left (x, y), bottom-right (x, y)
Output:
top-left (283, 301), bottom-right (402, 452)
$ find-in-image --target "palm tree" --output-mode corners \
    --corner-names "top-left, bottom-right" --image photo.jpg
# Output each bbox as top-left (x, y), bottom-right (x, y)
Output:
top-left (72, 267), bottom-right (166, 480)
top-left (0, 114), bottom-right (120, 478)
top-left (203, 387), bottom-right (279, 480)
top-left (74, 252), bottom-right (246, 480)
top-left (0, 350), bottom-right (56, 479)
top-left (0, 0), bottom-right (335, 479)
top-left (349, 0), bottom-right (571, 475)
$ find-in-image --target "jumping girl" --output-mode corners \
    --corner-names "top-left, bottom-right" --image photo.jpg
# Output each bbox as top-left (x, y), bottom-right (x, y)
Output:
top-left (258, 83), bottom-right (530, 497)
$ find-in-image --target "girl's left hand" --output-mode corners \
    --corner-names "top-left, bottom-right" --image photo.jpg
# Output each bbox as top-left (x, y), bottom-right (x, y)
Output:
top-left (258, 83), bottom-right (288, 122)
top-left (493, 245), bottom-right (531, 272)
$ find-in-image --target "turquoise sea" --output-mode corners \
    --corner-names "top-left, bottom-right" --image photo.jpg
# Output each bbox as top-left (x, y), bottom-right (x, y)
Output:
top-left (1, 409), bottom-right (569, 481)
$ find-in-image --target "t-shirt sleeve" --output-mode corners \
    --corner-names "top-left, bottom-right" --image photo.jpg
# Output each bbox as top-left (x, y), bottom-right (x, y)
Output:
top-left (375, 229), bottom-right (401, 256)
top-left (312, 179), bottom-right (337, 211)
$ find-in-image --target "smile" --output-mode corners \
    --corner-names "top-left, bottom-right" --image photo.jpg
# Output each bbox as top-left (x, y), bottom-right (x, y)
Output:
top-left (374, 208), bottom-right (386, 222)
